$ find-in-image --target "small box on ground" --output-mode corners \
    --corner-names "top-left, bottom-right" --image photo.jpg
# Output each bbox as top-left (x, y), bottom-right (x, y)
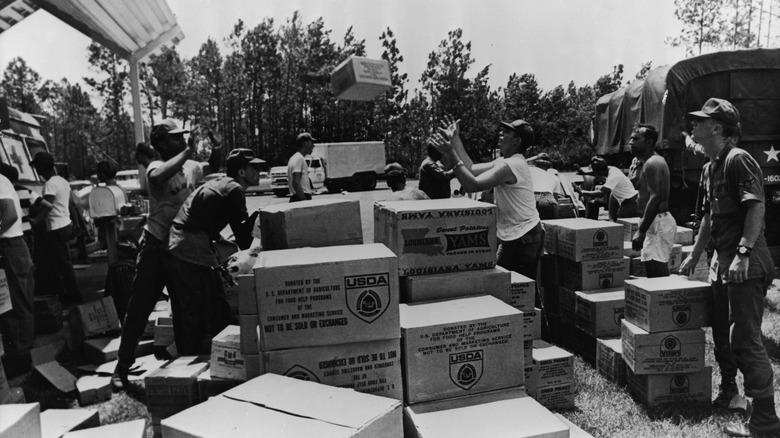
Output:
top-left (549, 218), bottom-right (623, 262)
top-left (400, 296), bottom-right (524, 404)
top-left (532, 382), bottom-right (575, 410)
top-left (559, 257), bottom-right (629, 291)
top-left (76, 375), bottom-right (111, 406)
top-left (70, 297), bottom-right (121, 339)
top-left (161, 374), bottom-right (402, 438)
top-left (374, 199), bottom-right (498, 276)
top-left (509, 270), bottom-right (535, 311)
top-left (40, 408), bottom-right (100, 438)
top-left (675, 226), bottom-right (694, 245)
top-left (83, 336), bottom-right (152, 364)
top-left (259, 198), bottom-right (363, 250)
top-left (331, 56), bottom-right (392, 101)
top-left (596, 337), bottom-right (627, 386)
top-left (621, 320), bottom-right (705, 375)
top-left (258, 338), bottom-right (403, 400)
top-left (0, 403), bottom-right (40, 438)
top-left (628, 367), bottom-right (712, 407)
top-left (145, 355), bottom-right (210, 423)
top-left (403, 388), bottom-right (568, 438)
top-left (624, 276), bottom-right (711, 333)
top-left (210, 325), bottom-right (245, 381)
top-left (154, 318), bottom-right (174, 348)
top-left (532, 340), bottom-right (574, 389)
top-left (254, 244), bottom-right (399, 350)
top-left (400, 267), bottom-right (510, 304)
top-left (62, 419), bottom-right (146, 438)
top-left (575, 288), bottom-right (625, 338)
top-left (618, 217), bottom-right (640, 242)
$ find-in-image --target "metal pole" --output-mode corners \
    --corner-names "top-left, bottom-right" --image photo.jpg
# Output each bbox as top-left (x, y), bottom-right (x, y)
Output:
top-left (129, 60), bottom-right (144, 145)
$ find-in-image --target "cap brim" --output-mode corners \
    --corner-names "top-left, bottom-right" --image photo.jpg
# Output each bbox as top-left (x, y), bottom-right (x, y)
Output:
top-left (248, 158), bottom-right (265, 164)
top-left (687, 110), bottom-right (711, 118)
top-left (168, 128), bottom-right (190, 135)
top-left (499, 121), bottom-right (515, 131)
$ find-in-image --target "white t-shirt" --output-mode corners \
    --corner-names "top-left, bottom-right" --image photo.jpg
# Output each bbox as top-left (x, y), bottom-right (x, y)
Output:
top-left (145, 160), bottom-right (192, 243)
top-left (42, 175), bottom-right (72, 231)
top-left (493, 155), bottom-right (540, 241)
top-left (287, 152), bottom-right (312, 196)
top-left (603, 166), bottom-right (638, 203)
top-left (0, 174), bottom-right (24, 238)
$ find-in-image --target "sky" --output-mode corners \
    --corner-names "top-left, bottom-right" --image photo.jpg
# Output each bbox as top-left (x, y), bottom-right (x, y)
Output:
top-left (0, 0), bottom-right (690, 100)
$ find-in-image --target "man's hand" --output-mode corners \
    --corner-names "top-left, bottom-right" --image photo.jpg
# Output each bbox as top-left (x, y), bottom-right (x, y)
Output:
top-left (727, 254), bottom-right (749, 283)
top-left (632, 230), bottom-right (646, 252)
top-left (429, 134), bottom-right (454, 157)
top-left (679, 254), bottom-right (698, 276)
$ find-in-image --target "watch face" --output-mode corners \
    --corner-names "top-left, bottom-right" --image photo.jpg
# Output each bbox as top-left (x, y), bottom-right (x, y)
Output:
top-left (738, 246), bottom-right (749, 255)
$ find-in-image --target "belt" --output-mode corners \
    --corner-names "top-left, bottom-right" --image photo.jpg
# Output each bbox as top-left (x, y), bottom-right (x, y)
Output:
top-left (620, 193), bottom-right (638, 205)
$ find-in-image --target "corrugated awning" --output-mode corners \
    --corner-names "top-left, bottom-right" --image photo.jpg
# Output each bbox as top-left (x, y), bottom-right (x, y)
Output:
top-left (0, 0), bottom-right (183, 62)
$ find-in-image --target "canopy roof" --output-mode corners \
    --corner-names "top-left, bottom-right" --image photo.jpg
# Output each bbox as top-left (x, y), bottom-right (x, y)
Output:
top-left (0, 0), bottom-right (183, 62)
top-left (594, 48), bottom-right (780, 155)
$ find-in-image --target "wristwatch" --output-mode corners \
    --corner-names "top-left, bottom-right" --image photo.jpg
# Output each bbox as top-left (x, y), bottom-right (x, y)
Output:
top-left (736, 245), bottom-right (752, 257)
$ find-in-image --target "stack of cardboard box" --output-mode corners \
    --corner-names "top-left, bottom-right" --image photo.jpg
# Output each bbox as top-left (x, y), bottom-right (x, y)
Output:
top-left (622, 276), bottom-right (713, 407)
top-left (144, 355), bottom-right (210, 430)
top-left (541, 218), bottom-right (625, 365)
top-left (248, 243), bottom-right (403, 400)
top-left (526, 340), bottom-right (575, 409)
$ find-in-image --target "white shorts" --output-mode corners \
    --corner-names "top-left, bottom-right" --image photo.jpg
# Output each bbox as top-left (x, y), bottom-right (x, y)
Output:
top-left (641, 212), bottom-right (677, 263)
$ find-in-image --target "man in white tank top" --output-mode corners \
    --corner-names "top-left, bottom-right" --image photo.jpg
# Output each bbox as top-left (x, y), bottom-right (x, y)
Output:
top-left (430, 117), bottom-right (542, 281)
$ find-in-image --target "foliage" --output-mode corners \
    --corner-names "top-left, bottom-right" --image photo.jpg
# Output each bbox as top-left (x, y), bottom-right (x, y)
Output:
top-left (1, 57), bottom-right (43, 114)
top-left (667, 0), bottom-right (761, 55)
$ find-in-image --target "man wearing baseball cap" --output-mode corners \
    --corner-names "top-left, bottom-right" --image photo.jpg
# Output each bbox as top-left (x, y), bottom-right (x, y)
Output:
top-left (287, 132), bottom-right (316, 202)
top-left (165, 148), bottom-right (262, 355)
top-left (680, 98), bottom-right (780, 437)
top-left (429, 116), bottom-right (542, 283)
top-left (113, 118), bottom-right (220, 391)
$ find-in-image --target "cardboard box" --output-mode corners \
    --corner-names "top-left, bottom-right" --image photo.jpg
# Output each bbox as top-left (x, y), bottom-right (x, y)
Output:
top-left (400, 296), bottom-right (524, 404)
top-left (239, 314), bottom-right (259, 355)
top-left (629, 245), bottom-right (683, 276)
top-left (258, 338), bottom-right (403, 400)
top-left (675, 226), bottom-right (694, 245)
top-left (623, 241), bottom-right (640, 258)
top-left (83, 336), bottom-right (153, 364)
top-left (254, 244), bottom-right (400, 350)
top-left (374, 199), bottom-right (498, 276)
top-left (575, 288), bottom-right (625, 337)
top-left (554, 414), bottom-right (595, 438)
top-left (541, 219), bottom-right (569, 255)
top-left (144, 356), bottom-right (210, 422)
top-left (523, 364), bottom-right (537, 394)
top-left (550, 218), bottom-right (623, 262)
top-left (244, 354), bottom-right (260, 380)
top-left (668, 244), bottom-right (683, 273)
top-left (686, 255), bottom-right (711, 282)
top-left (0, 403), bottom-right (40, 438)
top-left (559, 257), bottom-right (629, 291)
top-left (509, 270), bottom-right (535, 311)
top-left (523, 340), bottom-right (533, 370)
top-left (62, 419), bottom-right (146, 438)
top-left (624, 276), bottom-right (711, 333)
top-left (596, 337), bottom-right (627, 386)
top-left (331, 56), bottom-right (392, 101)
top-left (40, 408), bottom-right (100, 438)
top-left (628, 367), bottom-right (712, 407)
top-left (210, 325), bottom-right (245, 381)
top-left (259, 198), bottom-right (363, 250)
top-left (70, 297), bottom-right (121, 339)
top-left (522, 308), bottom-right (542, 341)
top-left (34, 361), bottom-right (76, 393)
top-left (618, 217), bottom-right (641, 242)
top-left (145, 308), bottom-right (170, 339)
top-left (400, 267), bottom-right (510, 304)
top-left (236, 274), bottom-right (256, 316)
top-left (196, 369), bottom-right (242, 403)
top-left (76, 375), bottom-right (111, 406)
top-left (161, 374), bottom-right (403, 438)
top-left (533, 382), bottom-right (575, 410)
top-left (403, 388), bottom-right (568, 438)
top-left (532, 340), bottom-right (574, 388)
top-left (621, 320), bottom-right (705, 374)
top-left (154, 318), bottom-right (174, 348)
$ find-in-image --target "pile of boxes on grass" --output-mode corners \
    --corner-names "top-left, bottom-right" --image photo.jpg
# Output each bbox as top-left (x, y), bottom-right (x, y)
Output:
top-left (142, 198), bottom-right (586, 437)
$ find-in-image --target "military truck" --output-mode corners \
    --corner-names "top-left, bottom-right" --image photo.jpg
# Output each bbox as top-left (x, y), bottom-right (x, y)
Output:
top-left (0, 97), bottom-right (49, 190)
top-left (593, 48), bottom-right (780, 261)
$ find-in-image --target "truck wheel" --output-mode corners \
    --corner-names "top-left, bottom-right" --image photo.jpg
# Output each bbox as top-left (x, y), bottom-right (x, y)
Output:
top-left (273, 188), bottom-right (288, 197)
top-left (351, 174), bottom-right (364, 192)
top-left (326, 181), bottom-right (340, 194)
top-left (363, 173), bottom-right (377, 191)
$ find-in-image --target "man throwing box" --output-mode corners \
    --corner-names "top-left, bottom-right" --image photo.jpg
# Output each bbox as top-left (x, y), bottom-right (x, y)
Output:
top-left (680, 98), bottom-right (780, 438)
top-left (629, 124), bottom-right (675, 278)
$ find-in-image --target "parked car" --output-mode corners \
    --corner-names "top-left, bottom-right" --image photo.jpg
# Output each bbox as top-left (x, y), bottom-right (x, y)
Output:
top-left (115, 169), bottom-right (141, 193)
